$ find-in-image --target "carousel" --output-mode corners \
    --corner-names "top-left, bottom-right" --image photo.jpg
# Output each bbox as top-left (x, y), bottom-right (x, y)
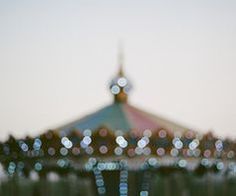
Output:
top-left (1, 62), bottom-right (236, 196)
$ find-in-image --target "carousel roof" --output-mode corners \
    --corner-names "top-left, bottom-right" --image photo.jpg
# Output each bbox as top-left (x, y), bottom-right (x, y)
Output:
top-left (58, 62), bottom-right (189, 136)
top-left (58, 101), bottom-right (189, 135)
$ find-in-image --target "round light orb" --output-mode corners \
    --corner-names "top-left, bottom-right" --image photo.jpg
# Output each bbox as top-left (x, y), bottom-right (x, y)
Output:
top-left (20, 143), bottom-right (29, 152)
top-left (116, 136), bottom-right (128, 148)
top-left (85, 146), bottom-right (94, 155)
top-left (135, 147), bottom-right (143, 155)
top-left (143, 129), bottom-right (152, 137)
top-left (83, 129), bottom-right (92, 137)
top-left (123, 86), bottom-right (131, 94)
top-left (61, 137), bottom-right (73, 149)
top-left (143, 147), bottom-right (151, 156)
top-left (98, 187), bottom-right (106, 195)
top-left (57, 159), bottom-right (66, 168)
top-left (227, 151), bottom-right (235, 159)
top-left (99, 129), bottom-right (108, 137)
top-left (114, 147), bottom-right (123, 155)
top-left (88, 157), bottom-right (97, 165)
top-left (216, 162), bottom-right (224, 170)
top-left (156, 148), bottom-right (165, 156)
top-left (137, 138), bottom-right (147, 148)
top-left (178, 159), bottom-right (187, 168)
top-left (140, 191), bottom-right (149, 196)
top-left (201, 158), bottom-right (210, 167)
top-left (148, 158), bottom-right (158, 166)
top-left (158, 130), bottom-right (167, 138)
top-left (33, 138), bottom-right (42, 150)
top-left (193, 149), bottom-right (201, 157)
top-left (203, 149), bottom-right (211, 158)
top-left (48, 147), bottom-right (55, 156)
top-left (170, 148), bottom-right (179, 157)
top-left (99, 145), bottom-right (108, 154)
top-left (215, 140), bottom-right (223, 151)
top-left (83, 136), bottom-right (92, 145)
top-left (111, 85), bottom-right (120, 95)
top-left (60, 147), bottom-right (68, 156)
top-left (117, 77), bottom-right (128, 87)
top-left (34, 162), bottom-right (42, 171)
top-left (8, 162), bottom-right (16, 175)
top-left (189, 139), bottom-right (199, 150)
top-left (115, 130), bottom-right (124, 136)
top-left (172, 138), bottom-right (183, 149)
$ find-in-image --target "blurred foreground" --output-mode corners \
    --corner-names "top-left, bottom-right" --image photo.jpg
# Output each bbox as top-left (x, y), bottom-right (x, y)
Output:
top-left (1, 171), bottom-right (236, 196)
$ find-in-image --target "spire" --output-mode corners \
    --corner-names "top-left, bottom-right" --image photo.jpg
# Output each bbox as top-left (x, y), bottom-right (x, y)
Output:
top-left (118, 42), bottom-right (124, 77)
top-left (109, 44), bottom-right (132, 103)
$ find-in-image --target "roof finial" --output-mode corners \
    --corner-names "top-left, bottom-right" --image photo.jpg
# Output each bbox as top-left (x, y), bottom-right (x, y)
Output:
top-left (109, 42), bottom-right (132, 103)
top-left (118, 41), bottom-right (124, 76)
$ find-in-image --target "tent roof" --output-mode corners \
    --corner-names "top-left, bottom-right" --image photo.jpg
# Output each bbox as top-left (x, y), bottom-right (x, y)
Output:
top-left (57, 102), bottom-right (189, 135)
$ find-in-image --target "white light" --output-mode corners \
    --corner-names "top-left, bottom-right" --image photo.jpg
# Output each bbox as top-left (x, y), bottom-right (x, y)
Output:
top-left (117, 77), bottom-right (128, 87)
top-left (137, 137), bottom-right (149, 148)
top-left (65, 140), bottom-right (73, 149)
top-left (111, 85), bottom-right (120, 94)
top-left (60, 147), bottom-right (68, 156)
top-left (216, 162), bottom-right (224, 170)
top-left (148, 158), bottom-right (158, 166)
top-left (88, 157), bottom-right (97, 165)
top-left (178, 159), bottom-right (187, 168)
top-left (193, 149), bottom-right (201, 157)
top-left (83, 129), bottom-right (92, 137)
top-left (85, 146), bottom-right (94, 155)
top-left (201, 158), bottom-right (210, 166)
top-left (170, 148), bottom-right (179, 157)
top-left (140, 191), bottom-right (149, 196)
top-left (34, 162), bottom-right (42, 171)
top-left (116, 136), bottom-right (128, 148)
top-left (120, 140), bottom-right (128, 148)
top-left (47, 172), bottom-right (59, 182)
top-left (114, 147), bottom-right (123, 155)
top-left (61, 137), bottom-right (68, 145)
top-left (172, 138), bottom-right (183, 149)
top-left (48, 147), bottom-right (56, 156)
top-left (33, 138), bottom-right (42, 150)
top-left (83, 136), bottom-right (92, 145)
top-left (29, 171), bottom-right (39, 181)
top-left (124, 86), bottom-right (131, 94)
top-left (143, 147), bottom-right (151, 155)
top-left (143, 136), bottom-right (150, 144)
top-left (97, 163), bottom-right (106, 171)
top-left (143, 129), bottom-right (152, 137)
top-left (20, 143), bottom-right (29, 152)
top-left (189, 139), bottom-right (199, 150)
top-left (137, 140), bottom-right (146, 148)
top-left (215, 140), bottom-right (223, 151)
top-left (115, 130), bottom-right (124, 136)
top-left (80, 141), bottom-right (87, 148)
top-left (61, 137), bottom-right (73, 149)
top-left (135, 147), bottom-right (143, 155)
top-left (116, 136), bottom-right (124, 144)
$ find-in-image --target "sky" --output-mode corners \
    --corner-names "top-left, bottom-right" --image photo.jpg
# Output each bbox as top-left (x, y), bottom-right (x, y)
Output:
top-left (0, 0), bottom-right (235, 141)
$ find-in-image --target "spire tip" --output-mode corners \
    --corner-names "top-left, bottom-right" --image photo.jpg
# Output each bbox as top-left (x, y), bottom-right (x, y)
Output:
top-left (118, 41), bottom-right (124, 76)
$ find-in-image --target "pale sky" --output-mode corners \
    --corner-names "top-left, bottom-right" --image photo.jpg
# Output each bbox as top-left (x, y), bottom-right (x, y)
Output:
top-left (0, 0), bottom-right (235, 141)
